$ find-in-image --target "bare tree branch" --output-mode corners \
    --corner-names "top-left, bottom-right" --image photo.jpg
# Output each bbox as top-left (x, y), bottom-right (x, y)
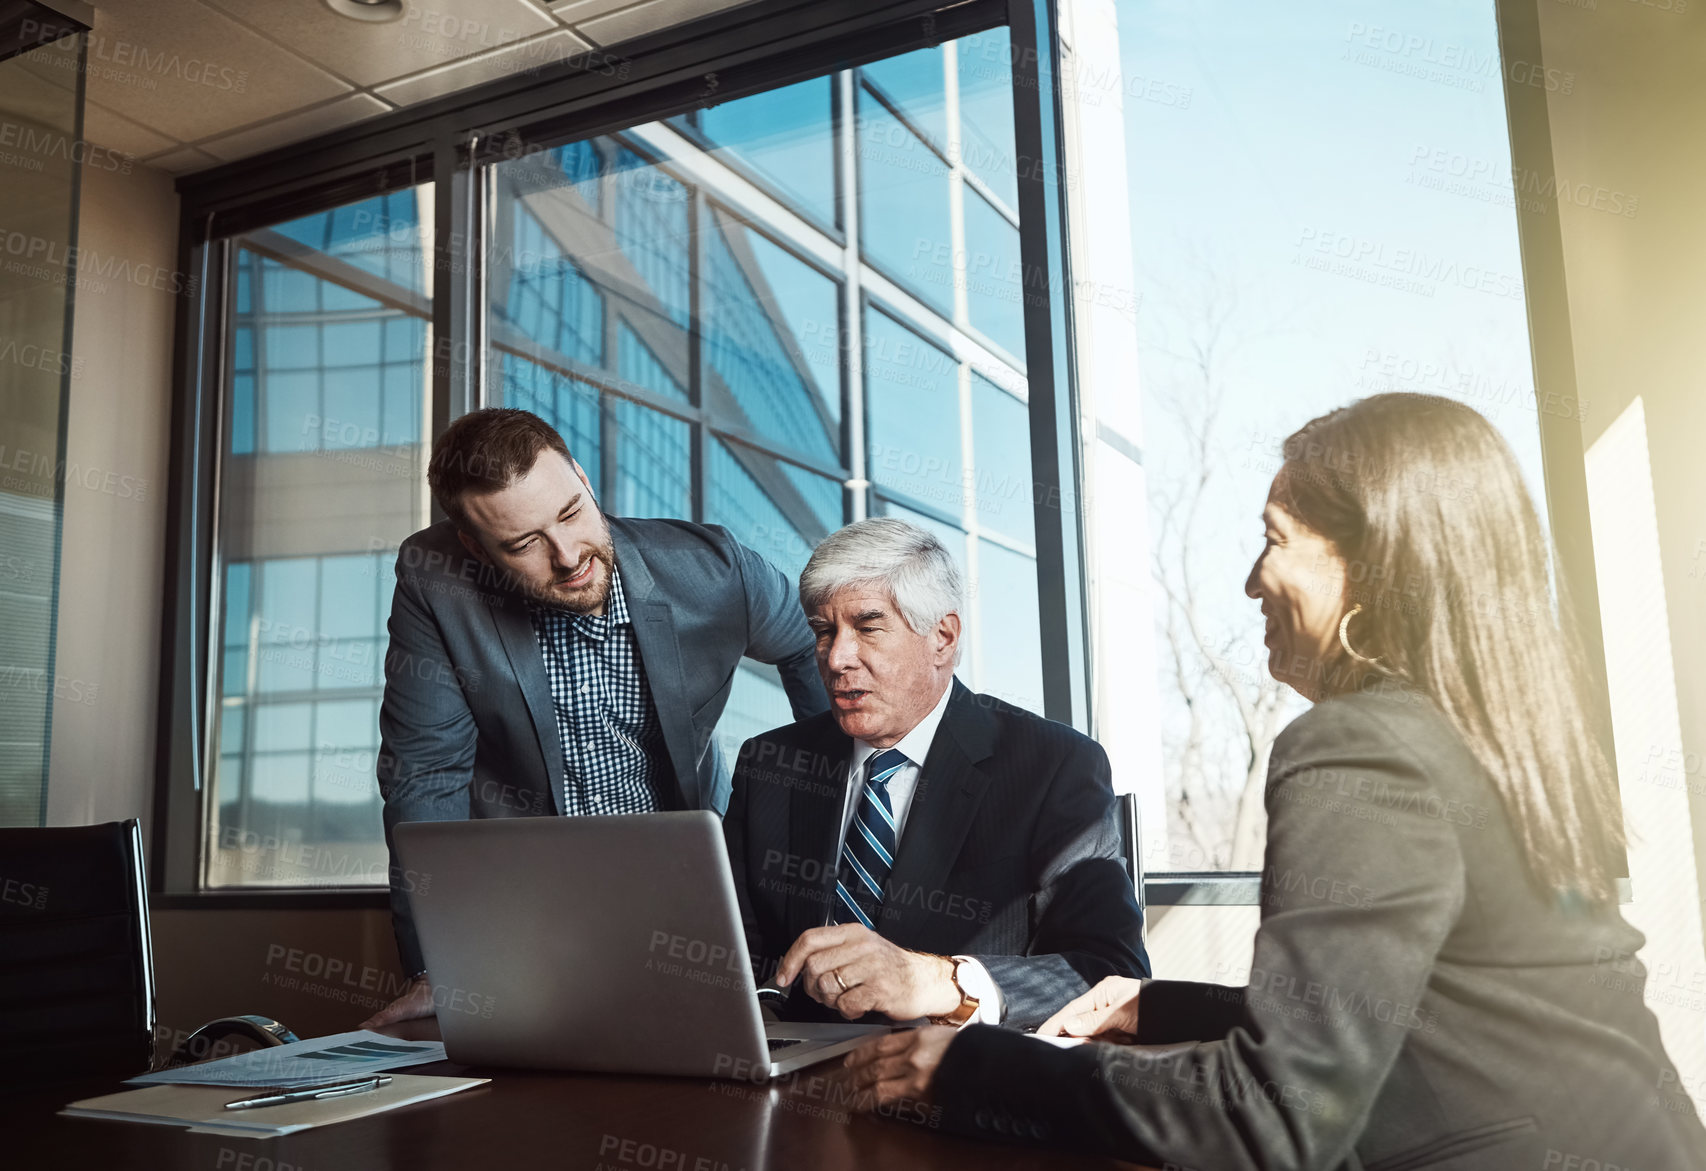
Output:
top-left (1144, 254), bottom-right (1296, 872)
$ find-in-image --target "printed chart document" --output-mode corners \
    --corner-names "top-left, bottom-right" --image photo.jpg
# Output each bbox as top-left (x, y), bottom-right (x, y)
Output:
top-left (128, 1030), bottom-right (448, 1089)
top-left (63, 1073), bottom-right (487, 1138)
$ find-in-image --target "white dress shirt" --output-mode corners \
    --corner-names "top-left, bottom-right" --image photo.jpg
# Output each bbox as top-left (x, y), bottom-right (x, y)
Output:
top-left (830, 678), bottom-right (1003, 1024)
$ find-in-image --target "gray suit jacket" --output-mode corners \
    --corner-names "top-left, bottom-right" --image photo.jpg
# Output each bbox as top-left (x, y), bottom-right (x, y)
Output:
top-left (377, 516), bottom-right (828, 974)
top-left (931, 689), bottom-right (1706, 1170)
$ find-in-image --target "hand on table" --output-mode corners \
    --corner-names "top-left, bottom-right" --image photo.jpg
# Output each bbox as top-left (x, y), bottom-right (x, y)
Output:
top-left (1035, 975), bottom-right (1143, 1041)
top-left (844, 1026), bottom-right (958, 1112)
top-left (359, 973), bottom-right (436, 1030)
top-left (775, 924), bottom-right (959, 1020)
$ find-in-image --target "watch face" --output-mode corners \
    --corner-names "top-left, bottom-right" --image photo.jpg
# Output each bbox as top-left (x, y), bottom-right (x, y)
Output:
top-left (941, 958), bottom-right (978, 1023)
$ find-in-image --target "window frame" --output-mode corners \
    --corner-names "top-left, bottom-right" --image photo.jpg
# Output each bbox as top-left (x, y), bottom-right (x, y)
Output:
top-left (153, 0), bottom-right (1102, 906)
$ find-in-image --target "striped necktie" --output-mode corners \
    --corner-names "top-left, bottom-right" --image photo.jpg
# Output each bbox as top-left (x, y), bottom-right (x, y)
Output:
top-left (831, 747), bottom-right (907, 929)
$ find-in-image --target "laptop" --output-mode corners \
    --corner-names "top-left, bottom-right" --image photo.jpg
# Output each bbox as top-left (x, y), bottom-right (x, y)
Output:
top-left (393, 811), bottom-right (888, 1079)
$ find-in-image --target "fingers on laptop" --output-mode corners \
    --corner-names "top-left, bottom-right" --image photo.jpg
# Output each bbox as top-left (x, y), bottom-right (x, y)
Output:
top-left (359, 973), bottom-right (436, 1030)
top-left (775, 924), bottom-right (863, 986)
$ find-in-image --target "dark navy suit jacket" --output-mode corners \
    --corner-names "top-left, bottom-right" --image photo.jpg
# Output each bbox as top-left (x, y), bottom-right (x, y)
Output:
top-left (723, 679), bottom-right (1150, 1029)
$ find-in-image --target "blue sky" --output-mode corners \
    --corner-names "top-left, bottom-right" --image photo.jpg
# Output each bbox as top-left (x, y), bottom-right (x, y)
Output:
top-left (1110, 0), bottom-right (1550, 854)
top-left (1118, 0), bottom-right (1546, 617)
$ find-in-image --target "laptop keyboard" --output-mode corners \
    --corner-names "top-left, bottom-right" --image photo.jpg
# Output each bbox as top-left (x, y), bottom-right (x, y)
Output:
top-left (766, 1038), bottom-right (804, 1052)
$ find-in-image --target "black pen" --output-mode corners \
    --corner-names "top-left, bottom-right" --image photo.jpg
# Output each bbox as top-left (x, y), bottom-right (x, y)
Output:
top-left (224, 1075), bottom-right (392, 1110)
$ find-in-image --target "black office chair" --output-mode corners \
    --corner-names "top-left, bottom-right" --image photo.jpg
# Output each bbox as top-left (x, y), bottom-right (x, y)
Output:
top-left (0, 820), bottom-right (156, 1086)
top-left (0, 820), bottom-right (304, 1087)
top-left (1117, 792), bottom-right (1148, 922)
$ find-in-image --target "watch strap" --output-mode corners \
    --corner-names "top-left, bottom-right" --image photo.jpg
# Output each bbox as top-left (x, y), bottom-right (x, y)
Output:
top-left (928, 957), bottom-right (981, 1026)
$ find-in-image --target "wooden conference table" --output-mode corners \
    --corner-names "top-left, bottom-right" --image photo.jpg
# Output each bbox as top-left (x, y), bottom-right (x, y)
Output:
top-left (9, 1020), bottom-right (1157, 1171)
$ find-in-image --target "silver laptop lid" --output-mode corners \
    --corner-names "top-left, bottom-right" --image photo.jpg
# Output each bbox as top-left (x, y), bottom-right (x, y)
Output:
top-left (394, 811), bottom-right (770, 1076)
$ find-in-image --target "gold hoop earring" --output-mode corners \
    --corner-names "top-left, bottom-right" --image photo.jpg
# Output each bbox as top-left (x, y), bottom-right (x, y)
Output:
top-left (1338, 604), bottom-right (1383, 666)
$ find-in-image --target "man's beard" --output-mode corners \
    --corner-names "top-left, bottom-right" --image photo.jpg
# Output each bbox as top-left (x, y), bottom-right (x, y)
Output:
top-left (528, 533), bottom-right (617, 613)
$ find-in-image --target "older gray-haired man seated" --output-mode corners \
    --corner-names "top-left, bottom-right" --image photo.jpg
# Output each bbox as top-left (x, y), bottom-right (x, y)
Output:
top-left (722, 518), bottom-right (1149, 1029)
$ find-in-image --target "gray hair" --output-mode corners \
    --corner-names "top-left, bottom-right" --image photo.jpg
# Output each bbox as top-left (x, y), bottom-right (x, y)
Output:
top-left (799, 518), bottom-right (963, 641)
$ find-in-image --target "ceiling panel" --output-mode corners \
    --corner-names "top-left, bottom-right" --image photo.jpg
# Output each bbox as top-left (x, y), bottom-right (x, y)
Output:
top-left (375, 27), bottom-right (589, 106)
top-left (81, 100), bottom-right (178, 158)
top-left (43, 0), bottom-right (777, 178)
top-left (198, 93), bottom-right (395, 163)
top-left (145, 144), bottom-right (222, 174)
top-left (574, 0), bottom-right (755, 49)
top-left (85, 0), bottom-right (352, 143)
top-left (200, 0), bottom-right (558, 89)
top-left (545, 0), bottom-right (650, 22)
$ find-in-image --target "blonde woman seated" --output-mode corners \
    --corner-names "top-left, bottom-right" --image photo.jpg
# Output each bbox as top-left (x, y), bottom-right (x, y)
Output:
top-left (845, 393), bottom-right (1706, 1171)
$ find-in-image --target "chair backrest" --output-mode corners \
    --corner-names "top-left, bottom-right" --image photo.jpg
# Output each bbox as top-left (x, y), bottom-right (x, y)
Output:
top-left (0, 819), bottom-right (156, 1085)
top-left (1117, 793), bottom-right (1148, 928)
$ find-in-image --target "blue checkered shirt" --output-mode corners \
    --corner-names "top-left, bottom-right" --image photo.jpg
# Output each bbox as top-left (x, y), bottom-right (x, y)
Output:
top-left (526, 566), bottom-right (667, 816)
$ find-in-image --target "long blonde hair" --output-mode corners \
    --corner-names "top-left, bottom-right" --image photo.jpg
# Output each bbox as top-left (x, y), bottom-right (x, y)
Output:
top-left (1277, 393), bottom-right (1623, 902)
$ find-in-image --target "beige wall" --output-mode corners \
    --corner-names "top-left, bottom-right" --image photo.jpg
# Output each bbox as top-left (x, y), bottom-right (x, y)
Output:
top-left (1533, 0), bottom-right (1706, 1112)
top-left (1536, 0), bottom-right (1706, 888)
top-left (46, 157), bottom-right (177, 831)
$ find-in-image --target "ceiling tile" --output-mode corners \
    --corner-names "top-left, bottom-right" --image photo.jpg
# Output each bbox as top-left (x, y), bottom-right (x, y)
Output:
top-left (202, 0), bottom-right (558, 89)
top-left (81, 101), bottom-right (179, 159)
top-left (0, 42), bottom-right (80, 131)
top-left (572, 0), bottom-right (754, 47)
top-left (83, 0), bottom-right (352, 143)
top-left (198, 93), bottom-right (394, 162)
top-left (143, 145), bottom-right (221, 175)
top-left (546, 0), bottom-right (646, 21)
top-left (375, 28), bottom-right (591, 106)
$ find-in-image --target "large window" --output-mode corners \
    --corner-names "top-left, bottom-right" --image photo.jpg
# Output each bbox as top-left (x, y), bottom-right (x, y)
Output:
top-left (160, 0), bottom-right (1615, 921)
top-left (1071, 0), bottom-right (1558, 878)
top-left (481, 35), bottom-right (1034, 769)
top-left (184, 24), bottom-right (1041, 889)
top-left (208, 190), bottom-right (432, 887)
top-left (160, 2), bottom-right (1608, 912)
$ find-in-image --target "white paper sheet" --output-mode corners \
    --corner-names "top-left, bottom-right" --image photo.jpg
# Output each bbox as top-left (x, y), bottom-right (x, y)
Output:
top-left (65, 1073), bottom-right (485, 1137)
top-left (127, 1030), bottom-right (448, 1089)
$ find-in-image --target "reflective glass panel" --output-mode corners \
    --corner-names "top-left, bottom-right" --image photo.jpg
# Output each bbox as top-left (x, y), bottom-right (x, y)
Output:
top-left (971, 373), bottom-right (1034, 546)
top-left (864, 310), bottom-right (963, 518)
top-left (962, 188), bottom-right (1025, 358)
top-left (705, 439), bottom-right (842, 581)
top-left (956, 28), bottom-right (1020, 210)
top-left (702, 212), bottom-right (841, 460)
top-left (209, 187), bottom-right (431, 887)
top-left (690, 77), bottom-right (837, 227)
top-left (972, 539), bottom-right (1043, 715)
top-left (856, 85), bottom-right (954, 316)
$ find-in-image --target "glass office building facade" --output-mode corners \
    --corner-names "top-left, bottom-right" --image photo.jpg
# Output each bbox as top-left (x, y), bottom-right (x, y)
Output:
top-left (205, 30), bottom-right (1041, 887)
